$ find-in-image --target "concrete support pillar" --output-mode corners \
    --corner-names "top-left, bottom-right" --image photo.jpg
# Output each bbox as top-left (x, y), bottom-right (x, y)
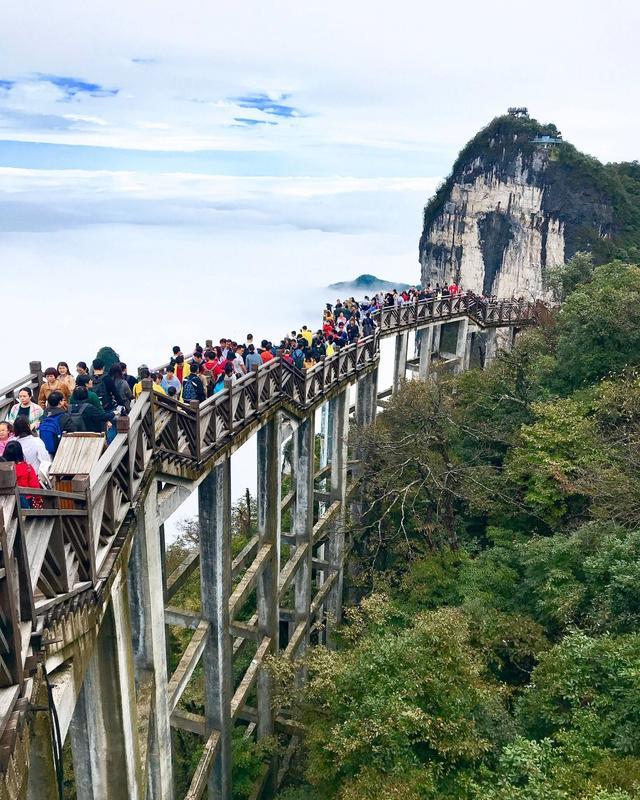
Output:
top-left (496, 326), bottom-right (515, 354)
top-left (369, 366), bottom-right (379, 419)
top-left (432, 324), bottom-right (442, 355)
top-left (484, 329), bottom-right (498, 368)
top-left (293, 415), bottom-right (314, 659)
top-left (26, 684), bottom-right (58, 800)
top-left (69, 589), bottom-right (142, 800)
top-left (327, 387), bottom-right (349, 645)
top-left (418, 327), bottom-right (434, 381)
top-left (392, 331), bottom-right (408, 394)
top-left (257, 414), bottom-right (281, 790)
top-left (356, 371), bottom-right (376, 428)
top-left (198, 459), bottom-right (233, 800)
top-left (128, 481), bottom-right (174, 800)
top-left (316, 401), bottom-right (334, 621)
top-left (454, 318), bottom-right (470, 375)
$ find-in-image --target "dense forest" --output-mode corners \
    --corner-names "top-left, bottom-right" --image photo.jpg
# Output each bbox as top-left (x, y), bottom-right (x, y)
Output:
top-left (271, 255), bottom-right (640, 800)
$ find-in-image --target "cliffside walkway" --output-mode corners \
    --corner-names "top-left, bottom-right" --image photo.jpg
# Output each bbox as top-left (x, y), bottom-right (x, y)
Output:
top-left (0, 293), bottom-right (538, 800)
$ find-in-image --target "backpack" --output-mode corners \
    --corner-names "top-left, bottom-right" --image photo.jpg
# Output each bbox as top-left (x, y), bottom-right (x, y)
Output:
top-left (93, 374), bottom-right (115, 410)
top-left (293, 349), bottom-right (305, 369)
top-left (182, 375), bottom-right (198, 402)
top-left (67, 403), bottom-right (89, 433)
top-left (39, 414), bottom-right (64, 456)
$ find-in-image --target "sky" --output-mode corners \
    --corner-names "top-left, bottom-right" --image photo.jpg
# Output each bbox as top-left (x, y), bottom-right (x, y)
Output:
top-left (1, 0), bottom-right (639, 529)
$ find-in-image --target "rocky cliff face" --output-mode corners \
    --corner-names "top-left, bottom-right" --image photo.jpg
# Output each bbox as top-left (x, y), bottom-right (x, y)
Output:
top-left (419, 115), bottom-right (631, 298)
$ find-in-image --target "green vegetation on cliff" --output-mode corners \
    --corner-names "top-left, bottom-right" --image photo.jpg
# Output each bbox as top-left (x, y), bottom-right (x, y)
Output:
top-left (275, 257), bottom-right (640, 800)
top-left (420, 114), bottom-right (640, 266)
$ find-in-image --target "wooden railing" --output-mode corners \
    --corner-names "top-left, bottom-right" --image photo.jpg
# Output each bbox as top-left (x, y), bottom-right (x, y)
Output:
top-left (0, 294), bottom-right (538, 774)
top-left (371, 293), bottom-right (539, 332)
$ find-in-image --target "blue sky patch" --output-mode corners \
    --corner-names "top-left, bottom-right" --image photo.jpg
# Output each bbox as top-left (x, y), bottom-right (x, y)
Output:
top-left (233, 117), bottom-right (277, 127)
top-left (35, 74), bottom-right (119, 99)
top-left (131, 58), bottom-right (157, 65)
top-left (0, 80), bottom-right (15, 91)
top-left (230, 93), bottom-right (306, 118)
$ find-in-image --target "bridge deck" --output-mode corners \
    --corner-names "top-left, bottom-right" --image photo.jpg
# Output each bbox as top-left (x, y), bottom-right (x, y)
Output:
top-left (0, 293), bottom-right (539, 798)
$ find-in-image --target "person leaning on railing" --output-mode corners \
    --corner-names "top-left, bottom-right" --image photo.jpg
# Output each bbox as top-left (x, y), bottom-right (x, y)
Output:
top-left (7, 386), bottom-right (44, 431)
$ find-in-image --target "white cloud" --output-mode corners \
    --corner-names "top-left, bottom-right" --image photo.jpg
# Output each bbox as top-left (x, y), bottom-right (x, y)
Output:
top-left (0, 1), bottom-right (638, 165)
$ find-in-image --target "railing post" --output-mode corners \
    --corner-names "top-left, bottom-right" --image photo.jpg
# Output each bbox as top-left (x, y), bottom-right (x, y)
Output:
top-left (71, 476), bottom-right (97, 583)
top-left (254, 364), bottom-right (264, 414)
top-left (225, 377), bottom-right (235, 436)
top-left (29, 360), bottom-right (43, 405)
top-left (189, 400), bottom-right (202, 460)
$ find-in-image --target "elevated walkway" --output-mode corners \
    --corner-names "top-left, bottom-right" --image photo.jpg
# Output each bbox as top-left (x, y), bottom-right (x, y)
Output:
top-left (0, 294), bottom-right (539, 800)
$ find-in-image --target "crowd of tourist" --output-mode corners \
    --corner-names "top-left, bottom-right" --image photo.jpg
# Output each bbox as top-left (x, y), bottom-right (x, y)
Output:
top-left (0, 283), bottom-right (477, 506)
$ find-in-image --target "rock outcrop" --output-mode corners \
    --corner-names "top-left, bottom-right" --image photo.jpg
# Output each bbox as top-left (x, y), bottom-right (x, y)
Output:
top-left (419, 114), bottom-right (639, 298)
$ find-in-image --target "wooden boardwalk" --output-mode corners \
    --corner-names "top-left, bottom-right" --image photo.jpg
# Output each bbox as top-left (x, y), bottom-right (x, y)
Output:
top-left (0, 294), bottom-right (538, 800)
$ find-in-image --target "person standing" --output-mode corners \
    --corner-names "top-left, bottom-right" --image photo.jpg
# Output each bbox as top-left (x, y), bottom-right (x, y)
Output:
top-left (161, 366), bottom-right (181, 394)
top-left (245, 344), bottom-right (262, 372)
top-left (68, 386), bottom-right (115, 434)
top-left (75, 374), bottom-right (103, 411)
top-left (11, 416), bottom-right (51, 475)
top-left (232, 346), bottom-right (247, 377)
top-left (91, 359), bottom-right (118, 411)
top-left (7, 387), bottom-right (43, 430)
top-left (108, 363), bottom-right (132, 413)
top-left (362, 312), bottom-right (376, 337)
top-left (56, 362), bottom-right (76, 395)
top-left (38, 367), bottom-right (71, 409)
top-left (0, 421), bottom-right (15, 456)
top-left (181, 364), bottom-right (206, 403)
top-left (3, 441), bottom-right (42, 508)
top-left (152, 372), bottom-right (167, 395)
top-left (39, 391), bottom-right (72, 456)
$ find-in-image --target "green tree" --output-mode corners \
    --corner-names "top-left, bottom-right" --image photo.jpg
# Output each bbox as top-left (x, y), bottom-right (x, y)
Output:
top-left (517, 631), bottom-right (640, 752)
top-left (545, 251), bottom-right (595, 302)
top-left (554, 262), bottom-right (640, 390)
top-left (95, 345), bottom-right (121, 370)
top-left (278, 604), bottom-right (511, 800)
top-left (462, 523), bottom-right (640, 639)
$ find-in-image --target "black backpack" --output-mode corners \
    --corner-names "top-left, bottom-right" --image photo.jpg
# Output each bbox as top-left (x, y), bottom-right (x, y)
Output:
top-left (182, 375), bottom-right (198, 402)
top-left (93, 374), bottom-right (116, 410)
top-left (67, 403), bottom-right (89, 432)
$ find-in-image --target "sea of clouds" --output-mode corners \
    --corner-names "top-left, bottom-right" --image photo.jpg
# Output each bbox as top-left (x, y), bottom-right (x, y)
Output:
top-left (0, 168), bottom-right (436, 535)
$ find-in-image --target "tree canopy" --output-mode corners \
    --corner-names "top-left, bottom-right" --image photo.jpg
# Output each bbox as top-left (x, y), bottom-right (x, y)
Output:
top-left (274, 259), bottom-right (640, 800)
